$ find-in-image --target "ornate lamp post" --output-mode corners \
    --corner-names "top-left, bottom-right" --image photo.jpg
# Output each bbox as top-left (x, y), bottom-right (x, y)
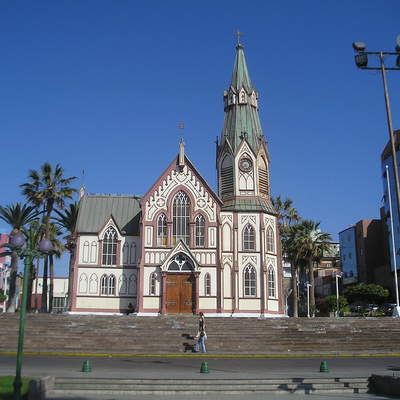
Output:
top-left (9, 233), bottom-right (53, 400)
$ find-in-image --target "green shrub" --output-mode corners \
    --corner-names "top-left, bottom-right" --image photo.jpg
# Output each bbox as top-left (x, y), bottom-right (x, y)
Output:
top-left (0, 376), bottom-right (31, 400)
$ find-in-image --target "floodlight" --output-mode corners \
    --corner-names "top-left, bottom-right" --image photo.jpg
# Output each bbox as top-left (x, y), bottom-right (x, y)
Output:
top-left (352, 42), bottom-right (366, 52)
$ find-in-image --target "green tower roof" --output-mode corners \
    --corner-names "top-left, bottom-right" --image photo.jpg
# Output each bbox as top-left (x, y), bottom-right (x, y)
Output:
top-left (220, 44), bottom-right (268, 157)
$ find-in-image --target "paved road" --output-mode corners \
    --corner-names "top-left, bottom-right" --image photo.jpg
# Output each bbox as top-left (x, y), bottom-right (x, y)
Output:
top-left (1, 355), bottom-right (399, 399)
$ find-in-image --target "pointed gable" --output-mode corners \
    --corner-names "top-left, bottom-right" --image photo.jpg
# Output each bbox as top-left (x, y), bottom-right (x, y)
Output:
top-left (142, 154), bottom-right (222, 223)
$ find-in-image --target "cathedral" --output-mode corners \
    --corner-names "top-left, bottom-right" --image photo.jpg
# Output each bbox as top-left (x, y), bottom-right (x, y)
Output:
top-left (70, 43), bottom-right (285, 316)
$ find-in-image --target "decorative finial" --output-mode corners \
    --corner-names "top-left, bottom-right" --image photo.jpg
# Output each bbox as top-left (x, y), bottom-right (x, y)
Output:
top-left (235, 30), bottom-right (244, 46)
top-left (178, 123), bottom-right (185, 168)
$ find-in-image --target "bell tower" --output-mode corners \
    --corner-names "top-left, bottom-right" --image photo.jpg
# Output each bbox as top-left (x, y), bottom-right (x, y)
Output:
top-left (217, 42), bottom-right (274, 213)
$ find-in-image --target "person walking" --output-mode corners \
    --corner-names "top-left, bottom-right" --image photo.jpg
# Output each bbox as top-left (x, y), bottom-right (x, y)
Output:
top-left (195, 312), bottom-right (207, 353)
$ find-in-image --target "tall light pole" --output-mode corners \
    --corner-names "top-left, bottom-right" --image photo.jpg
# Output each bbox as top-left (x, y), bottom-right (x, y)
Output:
top-left (335, 273), bottom-right (342, 318)
top-left (9, 233), bottom-right (53, 400)
top-left (385, 165), bottom-right (400, 311)
top-left (352, 36), bottom-right (400, 298)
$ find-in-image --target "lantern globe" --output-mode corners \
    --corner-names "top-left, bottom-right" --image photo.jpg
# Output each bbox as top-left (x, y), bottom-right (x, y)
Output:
top-left (10, 233), bottom-right (26, 249)
top-left (38, 239), bottom-right (53, 253)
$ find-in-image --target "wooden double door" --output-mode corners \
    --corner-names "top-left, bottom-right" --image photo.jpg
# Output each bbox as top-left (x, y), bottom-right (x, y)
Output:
top-left (166, 274), bottom-right (195, 313)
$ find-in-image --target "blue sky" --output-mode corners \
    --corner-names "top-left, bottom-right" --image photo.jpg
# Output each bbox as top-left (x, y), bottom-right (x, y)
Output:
top-left (1, 1), bottom-right (399, 276)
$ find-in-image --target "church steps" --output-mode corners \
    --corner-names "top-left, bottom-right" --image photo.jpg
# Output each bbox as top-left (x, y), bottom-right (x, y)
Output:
top-left (48, 377), bottom-right (369, 395)
top-left (1, 314), bottom-right (400, 355)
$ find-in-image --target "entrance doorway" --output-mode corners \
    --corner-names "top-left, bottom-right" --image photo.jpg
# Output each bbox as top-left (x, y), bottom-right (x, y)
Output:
top-left (166, 274), bottom-right (194, 313)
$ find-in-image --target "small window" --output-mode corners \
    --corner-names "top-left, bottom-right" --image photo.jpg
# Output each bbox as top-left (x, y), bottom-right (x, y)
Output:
top-left (157, 214), bottom-right (168, 246)
top-left (205, 273), bottom-right (211, 296)
top-left (243, 224), bottom-right (255, 251)
top-left (268, 267), bottom-right (275, 298)
top-left (108, 275), bottom-right (116, 295)
top-left (195, 215), bottom-right (205, 247)
top-left (100, 274), bottom-right (108, 295)
top-left (150, 272), bottom-right (157, 295)
top-left (244, 264), bottom-right (256, 296)
top-left (266, 226), bottom-right (274, 253)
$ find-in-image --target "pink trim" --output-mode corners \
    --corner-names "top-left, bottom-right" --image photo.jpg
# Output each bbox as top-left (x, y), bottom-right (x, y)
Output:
top-left (161, 271), bottom-right (167, 314)
top-left (116, 240), bottom-right (121, 266)
top-left (194, 271), bottom-right (200, 314)
top-left (70, 237), bottom-right (81, 311)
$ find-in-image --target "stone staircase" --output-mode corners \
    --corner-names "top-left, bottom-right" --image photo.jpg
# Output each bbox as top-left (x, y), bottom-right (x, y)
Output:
top-left (46, 376), bottom-right (370, 395)
top-left (1, 314), bottom-right (400, 355)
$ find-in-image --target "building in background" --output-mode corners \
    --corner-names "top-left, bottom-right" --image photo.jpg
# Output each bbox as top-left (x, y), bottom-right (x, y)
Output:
top-left (381, 130), bottom-right (400, 291)
top-left (339, 220), bottom-right (391, 290)
top-left (31, 277), bottom-right (69, 313)
top-left (314, 242), bottom-right (341, 299)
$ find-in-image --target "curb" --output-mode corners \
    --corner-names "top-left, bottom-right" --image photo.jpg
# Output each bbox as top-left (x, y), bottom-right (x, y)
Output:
top-left (2, 351), bottom-right (400, 358)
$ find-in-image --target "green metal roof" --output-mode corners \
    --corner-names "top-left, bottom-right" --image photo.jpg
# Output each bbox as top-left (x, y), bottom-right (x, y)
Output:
top-left (76, 195), bottom-right (141, 235)
top-left (221, 198), bottom-right (277, 214)
top-left (220, 44), bottom-right (269, 157)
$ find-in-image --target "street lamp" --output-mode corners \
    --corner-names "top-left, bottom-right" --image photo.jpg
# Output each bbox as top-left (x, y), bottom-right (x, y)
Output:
top-left (335, 273), bottom-right (343, 318)
top-left (306, 283), bottom-right (312, 318)
top-left (352, 37), bottom-right (400, 285)
top-left (9, 233), bottom-right (52, 400)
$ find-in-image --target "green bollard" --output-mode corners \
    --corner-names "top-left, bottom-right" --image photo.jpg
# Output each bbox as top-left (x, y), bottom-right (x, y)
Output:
top-left (319, 360), bottom-right (329, 373)
top-left (82, 360), bottom-right (92, 373)
top-left (200, 361), bottom-right (209, 373)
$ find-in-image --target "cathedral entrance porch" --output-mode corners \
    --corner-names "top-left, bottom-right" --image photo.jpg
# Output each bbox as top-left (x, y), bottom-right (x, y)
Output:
top-left (165, 274), bottom-right (195, 313)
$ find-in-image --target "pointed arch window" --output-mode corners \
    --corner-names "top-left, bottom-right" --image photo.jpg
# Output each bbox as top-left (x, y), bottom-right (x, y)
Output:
top-left (78, 273), bottom-right (88, 293)
top-left (266, 226), bottom-right (274, 253)
top-left (195, 215), bottom-right (205, 247)
top-left (150, 272), bottom-right (157, 296)
top-left (157, 214), bottom-right (168, 246)
top-left (100, 274), bottom-right (116, 296)
top-left (89, 274), bottom-right (98, 294)
top-left (123, 242), bottom-right (129, 264)
top-left (221, 155), bottom-right (234, 197)
top-left (119, 274), bottom-right (127, 295)
top-left (90, 241), bottom-right (97, 263)
top-left (268, 266), bottom-right (276, 298)
top-left (205, 273), bottom-right (211, 296)
top-left (130, 243), bottom-right (137, 264)
top-left (243, 224), bottom-right (255, 251)
top-left (244, 265), bottom-right (256, 297)
top-left (128, 274), bottom-right (137, 295)
top-left (83, 241), bottom-right (89, 263)
top-left (172, 191), bottom-right (190, 245)
top-left (102, 227), bottom-right (117, 265)
top-left (258, 157), bottom-right (269, 196)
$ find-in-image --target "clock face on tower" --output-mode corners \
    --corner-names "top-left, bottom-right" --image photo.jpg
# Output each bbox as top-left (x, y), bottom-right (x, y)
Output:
top-left (239, 157), bottom-right (253, 173)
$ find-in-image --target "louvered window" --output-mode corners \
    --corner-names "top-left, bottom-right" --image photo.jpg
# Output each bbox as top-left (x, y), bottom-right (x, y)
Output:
top-left (221, 155), bottom-right (234, 197)
top-left (258, 157), bottom-right (269, 195)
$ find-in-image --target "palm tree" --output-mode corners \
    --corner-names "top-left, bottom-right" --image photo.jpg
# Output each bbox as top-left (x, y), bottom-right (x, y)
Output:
top-left (21, 163), bottom-right (77, 312)
top-left (53, 202), bottom-right (80, 309)
top-left (0, 203), bottom-right (40, 312)
top-left (292, 220), bottom-right (332, 315)
top-left (272, 195), bottom-right (300, 234)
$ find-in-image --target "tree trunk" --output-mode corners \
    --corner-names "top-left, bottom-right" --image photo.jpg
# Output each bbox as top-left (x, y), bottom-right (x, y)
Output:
top-left (291, 264), bottom-right (298, 317)
top-left (6, 250), bottom-right (19, 312)
top-left (41, 256), bottom-right (48, 312)
top-left (49, 254), bottom-right (54, 313)
top-left (309, 259), bottom-right (315, 316)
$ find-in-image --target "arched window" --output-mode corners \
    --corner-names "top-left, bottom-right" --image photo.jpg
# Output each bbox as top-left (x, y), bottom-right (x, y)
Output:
top-left (100, 274), bottom-right (108, 295)
top-left (258, 157), bottom-right (269, 196)
top-left (130, 243), bottom-right (136, 264)
top-left (123, 242), bottom-right (129, 264)
top-left (102, 227), bottom-right (117, 265)
top-left (266, 226), bottom-right (274, 253)
top-left (205, 273), bottom-right (211, 296)
top-left (221, 155), bottom-right (233, 197)
top-left (268, 266), bottom-right (275, 298)
top-left (78, 273), bottom-right (88, 293)
top-left (157, 214), bottom-right (168, 246)
top-left (150, 272), bottom-right (157, 295)
top-left (128, 274), bottom-right (137, 295)
top-left (243, 224), bottom-right (255, 251)
top-left (90, 241), bottom-right (97, 263)
top-left (244, 265), bottom-right (256, 297)
top-left (108, 275), bottom-right (116, 295)
top-left (195, 215), bottom-right (205, 247)
top-left (172, 191), bottom-right (190, 245)
top-left (89, 274), bottom-right (98, 294)
top-left (83, 241), bottom-right (89, 263)
top-left (119, 274), bottom-right (127, 294)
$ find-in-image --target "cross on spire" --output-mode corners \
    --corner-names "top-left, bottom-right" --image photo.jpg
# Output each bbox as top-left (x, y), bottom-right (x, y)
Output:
top-left (235, 30), bottom-right (243, 45)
